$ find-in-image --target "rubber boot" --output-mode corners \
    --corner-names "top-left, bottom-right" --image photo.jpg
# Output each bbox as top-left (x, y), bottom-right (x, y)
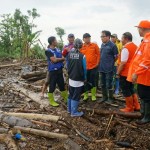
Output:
top-left (132, 93), bottom-right (140, 111)
top-left (91, 87), bottom-right (96, 101)
top-left (48, 93), bottom-right (59, 107)
top-left (140, 100), bottom-right (145, 116)
top-left (137, 102), bottom-right (150, 125)
top-left (115, 79), bottom-right (119, 95)
top-left (107, 89), bottom-right (114, 104)
top-left (71, 100), bottom-right (84, 117)
top-left (67, 99), bottom-right (71, 113)
top-left (120, 96), bottom-right (134, 112)
top-left (100, 88), bottom-right (108, 102)
top-left (61, 91), bottom-right (68, 103)
top-left (83, 91), bottom-right (88, 101)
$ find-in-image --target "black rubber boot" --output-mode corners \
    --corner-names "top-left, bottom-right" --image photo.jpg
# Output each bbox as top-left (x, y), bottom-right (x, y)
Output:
top-left (100, 88), bottom-right (108, 102)
top-left (137, 102), bottom-right (150, 125)
top-left (140, 100), bottom-right (144, 117)
top-left (106, 89), bottom-right (114, 104)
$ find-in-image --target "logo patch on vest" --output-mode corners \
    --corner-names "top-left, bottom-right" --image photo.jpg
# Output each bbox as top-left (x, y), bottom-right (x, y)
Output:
top-left (70, 53), bottom-right (79, 59)
top-left (137, 51), bottom-right (142, 55)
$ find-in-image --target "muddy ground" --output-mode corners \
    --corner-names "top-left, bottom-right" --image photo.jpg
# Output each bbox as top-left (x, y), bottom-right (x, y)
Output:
top-left (0, 58), bottom-right (150, 150)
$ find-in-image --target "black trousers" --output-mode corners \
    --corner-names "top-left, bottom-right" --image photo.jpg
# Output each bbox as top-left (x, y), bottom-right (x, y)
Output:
top-left (68, 86), bottom-right (84, 101)
top-left (86, 67), bottom-right (98, 88)
top-left (49, 69), bottom-right (65, 93)
top-left (138, 84), bottom-right (150, 103)
top-left (120, 76), bottom-right (135, 97)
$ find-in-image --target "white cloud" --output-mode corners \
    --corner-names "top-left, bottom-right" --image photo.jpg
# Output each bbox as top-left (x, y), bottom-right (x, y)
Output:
top-left (0, 0), bottom-right (148, 47)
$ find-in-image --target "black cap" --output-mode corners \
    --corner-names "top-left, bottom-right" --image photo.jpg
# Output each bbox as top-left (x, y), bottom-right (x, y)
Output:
top-left (68, 33), bottom-right (74, 38)
top-left (83, 33), bottom-right (91, 38)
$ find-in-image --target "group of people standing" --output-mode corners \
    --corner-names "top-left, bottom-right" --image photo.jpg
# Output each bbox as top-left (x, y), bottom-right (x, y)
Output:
top-left (42, 20), bottom-right (150, 125)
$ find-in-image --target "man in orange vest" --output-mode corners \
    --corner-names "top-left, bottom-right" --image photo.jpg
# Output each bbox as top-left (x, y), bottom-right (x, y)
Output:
top-left (116, 32), bottom-right (140, 112)
top-left (127, 20), bottom-right (150, 124)
top-left (80, 33), bottom-right (100, 101)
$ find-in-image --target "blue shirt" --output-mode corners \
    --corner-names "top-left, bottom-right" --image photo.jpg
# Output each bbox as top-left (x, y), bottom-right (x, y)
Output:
top-left (99, 41), bottom-right (118, 73)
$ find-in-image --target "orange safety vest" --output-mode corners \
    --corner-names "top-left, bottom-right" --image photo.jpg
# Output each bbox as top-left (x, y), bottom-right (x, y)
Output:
top-left (127, 32), bottom-right (150, 86)
top-left (118, 42), bottom-right (137, 77)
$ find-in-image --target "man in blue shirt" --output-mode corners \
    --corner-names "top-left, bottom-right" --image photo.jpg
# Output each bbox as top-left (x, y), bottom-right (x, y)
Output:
top-left (99, 30), bottom-right (118, 103)
top-left (45, 36), bottom-right (68, 107)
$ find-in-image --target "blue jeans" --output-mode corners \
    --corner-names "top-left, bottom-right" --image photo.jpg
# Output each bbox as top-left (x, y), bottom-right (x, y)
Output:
top-left (100, 71), bottom-right (114, 89)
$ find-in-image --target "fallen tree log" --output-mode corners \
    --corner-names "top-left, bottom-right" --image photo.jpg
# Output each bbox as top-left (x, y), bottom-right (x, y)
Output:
top-left (3, 112), bottom-right (60, 123)
top-left (0, 63), bottom-right (21, 69)
top-left (18, 81), bottom-right (42, 91)
top-left (11, 83), bottom-right (49, 107)
top-left (31, 120), bottom-right (52, 127)
top-left (13, 126), bottom-right (68, 139)
top-left (21, 71), bottom-right (46, 79)
top-left (0, 134), bottom-right (18, 150)
top-left (83, 108), bottom-right (141, 119)
top-left (26, 75), bottom-right (46, 82)
top-left (0, 113), bottom-right (34, 128)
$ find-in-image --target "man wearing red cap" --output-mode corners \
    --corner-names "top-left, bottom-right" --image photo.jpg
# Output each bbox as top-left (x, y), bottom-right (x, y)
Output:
top-left (127, 20), bottom-right (150, 124)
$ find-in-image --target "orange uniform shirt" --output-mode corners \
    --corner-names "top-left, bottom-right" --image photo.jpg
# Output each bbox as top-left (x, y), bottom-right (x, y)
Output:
top-left (127, 32), bottom-right (150, 86)
top-left (80, 43), bottom-right (100, 70)
top-left (119, 42), bottom-right (137, 77)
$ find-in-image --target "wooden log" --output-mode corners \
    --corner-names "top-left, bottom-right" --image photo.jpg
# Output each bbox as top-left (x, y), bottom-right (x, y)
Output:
top-left (0, 134), bottom-right (18, 150)
top-left (11, 83), bottom-right (49, 107)
top-left (83, 108), bottom-right (141, 119)
top-left (21, 71), bottom-right (46, 79)
top-left (13, 126), bottom-right (68, 139)
top-left (18, 81), bottom-right (42, 91)
top-left (0, 63), bottom-right (21, 69)
top-left (3, 112), bottom-right (60, 123)
top-left (26, 75), bottom-right (46, 82)
top-left (31, 120), bottom-right (52, 127)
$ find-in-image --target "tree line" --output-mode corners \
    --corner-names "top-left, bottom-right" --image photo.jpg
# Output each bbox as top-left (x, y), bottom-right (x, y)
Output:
top-left (0, 8), bottom-right (66, 59)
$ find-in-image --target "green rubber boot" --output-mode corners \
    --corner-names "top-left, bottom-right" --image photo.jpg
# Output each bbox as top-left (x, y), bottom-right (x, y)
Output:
top-left (83, 91), bottom-right (88, 101)
top-left (61, 91), bottom-right (68, 103)
top-left (48, 93), bottom-right (59, 107)
top-left (91, 87), bottom-right (96, 101)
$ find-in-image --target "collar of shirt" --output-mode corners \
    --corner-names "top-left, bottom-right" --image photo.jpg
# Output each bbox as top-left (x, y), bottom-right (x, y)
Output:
top-left (83, 42), bottom-right (92, 47)
top-left (102, 40), bottom-right (111, 46)
top-left (123, 42), bottom-right (133, 48)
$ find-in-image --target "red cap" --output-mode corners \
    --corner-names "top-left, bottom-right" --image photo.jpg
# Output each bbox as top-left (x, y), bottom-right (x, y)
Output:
top-left (135, 20), bottom-right (150, 29)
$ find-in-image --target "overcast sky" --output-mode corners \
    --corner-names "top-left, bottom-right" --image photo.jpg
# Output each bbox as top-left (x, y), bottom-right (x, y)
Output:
top-left (0, 0), bottom-right (150, 47)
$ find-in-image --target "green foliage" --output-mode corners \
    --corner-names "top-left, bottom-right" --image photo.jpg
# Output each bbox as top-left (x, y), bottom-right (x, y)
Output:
top-left (57, 41), bottom-right (64, 51)
top-left (55, 27), bottom-right (65, 43)
top-left (55, 27), bottom-right (65, 51)
top-left (0, 8), bottom-right (42, 59)
top-left (30, 43), bottom-right (45, 59)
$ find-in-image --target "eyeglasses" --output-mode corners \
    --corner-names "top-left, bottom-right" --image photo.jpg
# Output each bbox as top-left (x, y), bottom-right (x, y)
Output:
top-left (101, 36), bottom-right (107, 38)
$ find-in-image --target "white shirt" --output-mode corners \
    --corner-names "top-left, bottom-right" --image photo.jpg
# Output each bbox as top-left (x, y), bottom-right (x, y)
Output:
top-left (69, 79), bottom-right (84, 87)
top-left (121, 48), bottom-right (129, 62)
